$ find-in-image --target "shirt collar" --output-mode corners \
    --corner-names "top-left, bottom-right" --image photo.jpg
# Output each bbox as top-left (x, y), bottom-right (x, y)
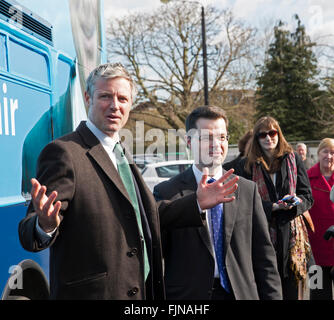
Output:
top-left (86, 119), bottom-right (119, 151)
top-left (192, 164), bottom-right (223, 185)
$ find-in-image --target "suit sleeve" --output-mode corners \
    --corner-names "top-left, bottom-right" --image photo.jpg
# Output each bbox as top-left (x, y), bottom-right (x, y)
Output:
top-left (18, 141), bottom-right (75, 252)
top-left (154, 184), bottom-right (204, 230)
top-left (251, 184), bottom-right (283, 300)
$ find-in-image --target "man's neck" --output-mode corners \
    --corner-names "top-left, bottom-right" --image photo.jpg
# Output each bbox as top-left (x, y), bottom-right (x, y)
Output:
top-left (86, 119), bottom-right (119, 144)
top-left (195, 164), bottom-right (221, 177)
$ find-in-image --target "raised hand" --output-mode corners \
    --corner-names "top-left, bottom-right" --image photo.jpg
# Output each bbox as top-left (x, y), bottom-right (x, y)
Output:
top-left (30, 178), bottom-right (62, 233)
top-left (197, 168), bottom-right (239, 210)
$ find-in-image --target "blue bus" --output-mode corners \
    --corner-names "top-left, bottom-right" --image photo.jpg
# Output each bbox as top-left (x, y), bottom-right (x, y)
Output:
top-left (0, 0), bottom-right (105, 299)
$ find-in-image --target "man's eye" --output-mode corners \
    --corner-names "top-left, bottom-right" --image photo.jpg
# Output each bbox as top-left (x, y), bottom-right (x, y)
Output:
top-left (118, 96), bottom-right (128, 102)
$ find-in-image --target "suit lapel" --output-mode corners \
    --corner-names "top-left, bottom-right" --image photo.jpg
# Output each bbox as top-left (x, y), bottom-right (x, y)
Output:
top-left (77, 122), bottom-right (132, 204)
top-left (180, 167), bottom-right (215, 259)
top-left (223, 176), bottom-right (239, 258)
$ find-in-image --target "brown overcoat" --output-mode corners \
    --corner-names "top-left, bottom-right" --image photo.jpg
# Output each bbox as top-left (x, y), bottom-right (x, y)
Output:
top-left (19, 121), bottom-right (202, 300)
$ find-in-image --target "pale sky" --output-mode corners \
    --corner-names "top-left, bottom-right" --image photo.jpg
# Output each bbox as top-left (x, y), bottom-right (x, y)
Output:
top-left (105, 0), bottom-right (334, 42)
top-left (14, 0), bottom-right (334, 60)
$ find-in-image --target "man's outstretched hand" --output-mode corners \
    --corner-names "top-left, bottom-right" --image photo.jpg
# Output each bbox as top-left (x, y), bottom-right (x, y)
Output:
top-left (31, 178), bottom-right (62, 233)
top-left (197, 168), bottom-right (239, 210)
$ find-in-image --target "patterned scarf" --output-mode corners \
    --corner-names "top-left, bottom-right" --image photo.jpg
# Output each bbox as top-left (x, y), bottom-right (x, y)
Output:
top-left (252, 153), bottom-right (311, 287)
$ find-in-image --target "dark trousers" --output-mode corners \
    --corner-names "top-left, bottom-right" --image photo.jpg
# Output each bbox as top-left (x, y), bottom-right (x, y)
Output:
top-left (211, 278), bottom-right (235, 300)
top-left (310, 266), bottom-right (334, 300)
top-left (281, 271), bottom-right (299, 300)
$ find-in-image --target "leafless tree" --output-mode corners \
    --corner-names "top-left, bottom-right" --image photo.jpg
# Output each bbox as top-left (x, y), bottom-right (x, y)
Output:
top-left (107, 2), bottom-right (257, 129)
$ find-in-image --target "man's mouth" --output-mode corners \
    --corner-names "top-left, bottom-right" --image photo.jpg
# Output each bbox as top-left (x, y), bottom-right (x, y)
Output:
top-left (106, 115), bottom-right (121, 121)
top-left (209, 152), bottom-right (222, 157)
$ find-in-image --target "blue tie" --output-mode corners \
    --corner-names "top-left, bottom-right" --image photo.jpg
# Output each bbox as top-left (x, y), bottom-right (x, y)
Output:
top-left (208, 177), bottom-right (230, 292)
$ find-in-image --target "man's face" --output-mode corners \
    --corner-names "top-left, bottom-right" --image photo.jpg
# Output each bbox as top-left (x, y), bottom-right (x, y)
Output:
top-left (86, 77), bottom-right (132, 137)
top-left (297, 146), bottom-right (307, 160)
top-left (189, 118), bottom-right (228, 170)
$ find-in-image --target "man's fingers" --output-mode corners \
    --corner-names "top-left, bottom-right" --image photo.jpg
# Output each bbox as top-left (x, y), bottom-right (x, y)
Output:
top-left (222, 196), bottom-right (236, 203)
top-left (219, 183), bottom-right (238, 200)
top-left (34, 185), bottom-right (47, 210)
top-left (52, 201), bottom-right (62, 219)
top-left (220, 175), bottom-right (239, 190)
top-left (216, 169), bottom-right (235, 184)
top-left (200, 167), bottom-right (209, 185)
top-left (43, 191), bottom-right (58, 216)
top-left (224, 182), bottom-right (238, 195)
top-left (30, 178), bottom-right (41, 199)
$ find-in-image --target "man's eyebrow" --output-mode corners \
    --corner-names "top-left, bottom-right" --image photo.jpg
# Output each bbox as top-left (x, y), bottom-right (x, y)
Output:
top-left (96, 90), bottom-right (112, 94)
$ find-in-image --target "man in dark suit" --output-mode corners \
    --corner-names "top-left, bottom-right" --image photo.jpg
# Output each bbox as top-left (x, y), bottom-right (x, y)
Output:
top-left (154, 106), bottom-right (282, 300)
top-left (18, 64), bottom-right (238, 300)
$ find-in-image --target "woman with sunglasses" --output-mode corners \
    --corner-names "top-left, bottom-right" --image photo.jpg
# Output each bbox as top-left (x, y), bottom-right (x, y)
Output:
top-left (307, 138), bottom-right (334, 300)
top-left (237, 116), bottom-right (314, 300)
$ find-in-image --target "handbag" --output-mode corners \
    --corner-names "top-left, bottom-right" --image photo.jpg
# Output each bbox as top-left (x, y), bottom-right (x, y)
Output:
top-left (302, 210), bottom-right (315, 233)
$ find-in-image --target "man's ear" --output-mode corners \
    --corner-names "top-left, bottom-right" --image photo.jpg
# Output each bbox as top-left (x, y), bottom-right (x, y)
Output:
top-left (84, 91), bottom-right (91, 108)
top-left (186, 135), bottom-right (191, 150)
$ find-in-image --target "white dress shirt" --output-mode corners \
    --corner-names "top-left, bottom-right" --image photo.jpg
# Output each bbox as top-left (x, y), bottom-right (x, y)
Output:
top-left (192, 164), bottom-right (222, 279)
top-left (36, 119), bottom-right (120, 244)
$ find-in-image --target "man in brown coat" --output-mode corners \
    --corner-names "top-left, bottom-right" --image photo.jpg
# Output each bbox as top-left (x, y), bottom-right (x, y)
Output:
top-left (18, 63), bottom-right (238, 300)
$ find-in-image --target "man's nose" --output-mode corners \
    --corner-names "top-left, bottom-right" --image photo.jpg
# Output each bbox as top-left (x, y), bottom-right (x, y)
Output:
top-left (109, 97), bottom-right (119, 110)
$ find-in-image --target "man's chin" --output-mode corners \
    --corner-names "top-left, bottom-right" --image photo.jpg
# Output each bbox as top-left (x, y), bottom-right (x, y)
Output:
top-left (101, 126), bottom-right (118, 137)
top-left (197, 157), bottom-right (224, 168)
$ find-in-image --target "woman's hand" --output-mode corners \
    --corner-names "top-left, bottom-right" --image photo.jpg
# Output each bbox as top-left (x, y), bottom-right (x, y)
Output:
top-left (272, 194), bottom-right (302, 211)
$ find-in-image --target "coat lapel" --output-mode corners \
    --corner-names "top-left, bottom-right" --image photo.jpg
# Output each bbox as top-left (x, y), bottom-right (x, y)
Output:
top-left (77, 121), bottom-right (132, 204)
top-left (180, 167), bottom-right (215, 259)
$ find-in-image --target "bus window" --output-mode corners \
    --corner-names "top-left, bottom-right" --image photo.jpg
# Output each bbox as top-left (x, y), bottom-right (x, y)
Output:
top-left (52, 57), bottom-right (74, 139)
top-left (8, 39), bottom-right (49, 85)
top-left (0, 34), bottom-right (7, 71)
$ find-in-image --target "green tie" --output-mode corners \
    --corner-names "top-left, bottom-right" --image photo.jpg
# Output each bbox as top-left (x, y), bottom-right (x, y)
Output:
top-left (114, 142), bottom-right (150, 281)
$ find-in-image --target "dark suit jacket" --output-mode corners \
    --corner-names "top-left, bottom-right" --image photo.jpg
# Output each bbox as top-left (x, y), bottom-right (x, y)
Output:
top-left (18, 122), bottom-right (203, 300)
top-left (154, 166), bottom-right (282, 300)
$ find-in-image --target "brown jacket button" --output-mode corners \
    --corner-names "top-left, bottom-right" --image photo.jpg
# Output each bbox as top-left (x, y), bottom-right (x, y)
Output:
top-left (127, 287), bottom-right (139, 296)
top-left (127, 248), bottom-right (138, 257)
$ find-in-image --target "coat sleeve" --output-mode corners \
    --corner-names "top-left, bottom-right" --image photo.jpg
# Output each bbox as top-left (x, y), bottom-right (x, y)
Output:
top-left (251, 183), bottom-right (283, 299)
top-left (18, 141), bottom-right (75, 252)
top-left (294, 152), bottom-right (314, 215)
top-left (276, 153), bottom-right (314, 225)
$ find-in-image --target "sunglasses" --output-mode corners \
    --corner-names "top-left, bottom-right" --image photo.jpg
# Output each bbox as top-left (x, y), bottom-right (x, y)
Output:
top-left (257, 130), bottom-right (278, 139)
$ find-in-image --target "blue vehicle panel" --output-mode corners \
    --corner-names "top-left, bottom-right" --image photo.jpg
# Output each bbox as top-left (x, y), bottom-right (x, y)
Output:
top-left (0, 76), bottom-right (52, 204)
top-left (0, 0), bottom-right (105, 298)
top-left (0, 204), bottom-right (49, 291)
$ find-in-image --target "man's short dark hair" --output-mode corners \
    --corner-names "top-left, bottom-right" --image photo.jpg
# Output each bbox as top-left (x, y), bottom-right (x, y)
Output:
top-left (185, 106), bottom-right (229, 132)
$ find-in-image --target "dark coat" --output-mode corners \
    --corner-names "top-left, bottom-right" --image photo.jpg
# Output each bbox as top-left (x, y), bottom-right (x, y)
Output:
top-left (236, 152), bottom-right (314, 278)
top-left (18, 121), bottom-right (203, 300)
top-left (154, 166), bottom-right (282, 300)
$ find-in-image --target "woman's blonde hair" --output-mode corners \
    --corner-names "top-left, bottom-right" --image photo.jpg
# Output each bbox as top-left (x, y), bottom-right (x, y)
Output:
top-left (245, 116), bottom-right (293, 174)
top-left (317, 138), bottom-right (334, 155)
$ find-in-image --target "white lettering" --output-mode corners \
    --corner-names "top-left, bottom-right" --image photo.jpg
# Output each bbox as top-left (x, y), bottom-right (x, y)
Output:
top-left (9, 5), bottom-right (23, 30)
top-left (8, 265), bottom-right (23, 290)
top-left (0, 82), bottom-right (18, 136)
top-left (10, 98), bottom-right (18, 136)
top-left (308, 265), bottom-right (323, 290)
top-left (168, 304), bottom-right (210, 317)
top-left (3, 90), bottom-right (9, 136)
top-left (124, 304), bottom-right (159, 318)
